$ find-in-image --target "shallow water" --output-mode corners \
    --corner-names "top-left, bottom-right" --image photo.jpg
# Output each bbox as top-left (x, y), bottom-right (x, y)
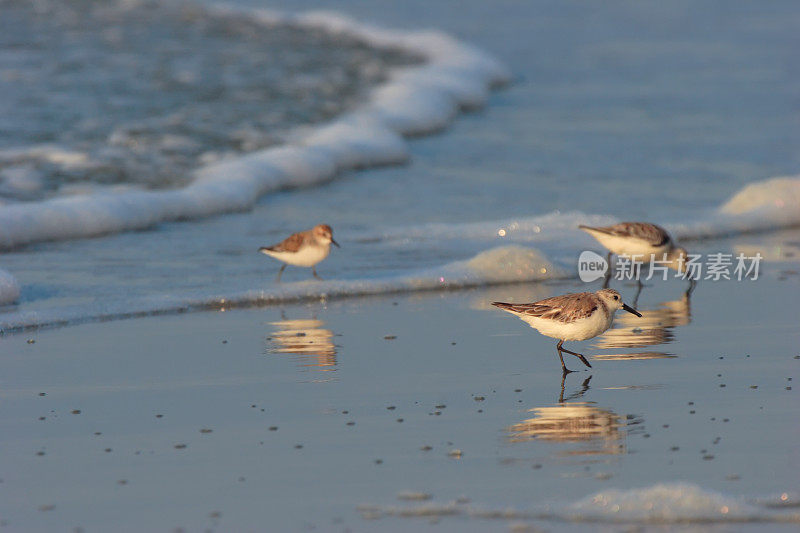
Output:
top-left (0, 1), bottom-right (799, 528)
top-left (1, 236), bottom-right (798, 531)
top-left (0, 0), bottom-right (798, 328)
top-left (0, 0), bottom-right (416, 198)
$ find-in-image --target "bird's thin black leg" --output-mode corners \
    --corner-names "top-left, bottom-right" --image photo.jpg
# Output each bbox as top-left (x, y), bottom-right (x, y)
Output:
top-left (557, 340), bottom-right (592, 369)
top-left (686, 278), bottom-right (697, 296)
top-left (602, 252), bottom-right (613, 288)
top-left (632, 281), bottom-right (643, 309)
top-left (312, 266), bottom-right (322, 280)
top-left (276, 264), bottom-right (287, 282)
top-left (556, 340), bottom-right (575, 374)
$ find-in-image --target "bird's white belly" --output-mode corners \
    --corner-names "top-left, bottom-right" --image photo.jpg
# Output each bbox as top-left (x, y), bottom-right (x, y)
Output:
top-left (267, 244), bottom-right (329, 267)
top-left (593, 233), bottom-right (669, 259)
top-left (523, 310), bottom-right (613, 341)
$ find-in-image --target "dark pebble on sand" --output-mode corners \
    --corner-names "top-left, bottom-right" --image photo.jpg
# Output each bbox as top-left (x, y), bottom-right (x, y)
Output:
top-left (269, 426), bottom-right (278, 431)
top-left (199, 428), bottom-right (213, 434)
top-left (387, 406), bottom-right (396, 410)
top-left (474, 396), bottom-right (485, 401)
top-left (174, 444), bottom-right (187, 450)
top-left (397, 418), bottom-right (403, 423)
top-left (294, 444), bottom-right (303, 449)
top-left (346, 421), bottom-right (355, 426)
top-left (71, 409), bottom-right (81, 415)
top-left (27, 339), bottom-right (35, 344)
top-left (375, 459), bottom-right (383, 464)
top-left (156, 414), bottom-right (163, 418)
top-left (435, 404), bottom-right (446, 409)
top-left (420, 445), bottom-right (432, 451)
top-left (38, 392), bottom-right (46, 396)
top-left (105, 448), bottom-right (112, 453)
top-left (384, 335), bottom-right (396, 340)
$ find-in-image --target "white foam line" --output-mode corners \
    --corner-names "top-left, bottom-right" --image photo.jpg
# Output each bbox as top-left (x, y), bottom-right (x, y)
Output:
top-left (0, 2), bottom-right (510, 251)
top-left (0, 245), bottom-right (563, 332)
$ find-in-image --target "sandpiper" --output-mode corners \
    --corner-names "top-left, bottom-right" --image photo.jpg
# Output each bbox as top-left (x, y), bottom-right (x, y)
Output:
top-left (259, 224), bottom-right (339, 281)
top-left (579, 222), bottom-right (688, 273)
top-left (492, 288), bottom-right (642, 374)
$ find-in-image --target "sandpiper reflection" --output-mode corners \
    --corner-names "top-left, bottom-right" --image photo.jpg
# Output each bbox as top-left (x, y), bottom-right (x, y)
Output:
top-left (267, 316), bottom-right (336, 373)
top-left (591, 290), bottom-right (692, 359)
top-left (507, 404), bottom-right (625, 455)
top-left (506, 375), bottom-right (627, 456)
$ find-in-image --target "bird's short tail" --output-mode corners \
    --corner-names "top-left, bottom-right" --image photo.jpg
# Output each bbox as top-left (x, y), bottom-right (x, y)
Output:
top-left (578, 224), bottom-right (612, 236)
top-left (259, 246), bottom-right (275, 254)
top-left (491, 301), bottom-right (515, 311)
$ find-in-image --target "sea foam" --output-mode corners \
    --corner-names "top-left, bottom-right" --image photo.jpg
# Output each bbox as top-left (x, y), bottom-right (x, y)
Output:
top-left (1, 175), bottom-right (799, 330)
top-left (0, 4), bottom-right (510, 251)
top-left (0, 268), bottom-right (19, 306)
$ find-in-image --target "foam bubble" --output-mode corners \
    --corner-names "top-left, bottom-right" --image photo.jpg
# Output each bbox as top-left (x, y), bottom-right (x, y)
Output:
top-left (0, 268), bottom-right (20, 306)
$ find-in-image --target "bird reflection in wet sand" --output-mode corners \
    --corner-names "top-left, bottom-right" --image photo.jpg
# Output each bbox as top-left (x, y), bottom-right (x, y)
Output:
top-left (507, 376), bottom-right (627, 457)
top-left (593, 289), bottom-right (692, 360)
top-left (267, 316), bottom-right (337, 375)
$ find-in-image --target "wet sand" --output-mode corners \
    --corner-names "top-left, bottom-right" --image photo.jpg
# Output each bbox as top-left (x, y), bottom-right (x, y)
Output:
top-left (0, 233), bottom-right (799, 532)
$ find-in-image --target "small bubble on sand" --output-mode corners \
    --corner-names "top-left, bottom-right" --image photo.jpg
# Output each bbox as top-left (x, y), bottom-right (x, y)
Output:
top-left (397, 491), bottom-right (431, 501)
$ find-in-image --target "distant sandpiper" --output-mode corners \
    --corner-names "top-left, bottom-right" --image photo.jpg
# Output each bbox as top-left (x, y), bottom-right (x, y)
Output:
top-left (492, 288), bottom-right (642, 374)
top-left (259, 224), bottom-right (339, 281)
top-left (579, 222), bottom-right (687, 272)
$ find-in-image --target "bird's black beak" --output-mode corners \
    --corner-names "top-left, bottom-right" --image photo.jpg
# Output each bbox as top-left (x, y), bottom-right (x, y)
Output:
top-left (331, 238), bottom-right (340, 248)
top-left (622, 303), bottom-right (642, 317)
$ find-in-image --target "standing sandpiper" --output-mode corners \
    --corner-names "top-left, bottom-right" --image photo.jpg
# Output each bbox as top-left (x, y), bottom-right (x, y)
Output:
top-left (259, 224), bottom-right (339, 281)
top-left (492, 288), bottom-right (642, 374)
top-left (579, 222), bottom-right (688, 273)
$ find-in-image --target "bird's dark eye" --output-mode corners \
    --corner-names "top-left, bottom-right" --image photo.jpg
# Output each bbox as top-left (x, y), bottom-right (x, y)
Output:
top-left (613, 295), bottom-right (619, 300)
